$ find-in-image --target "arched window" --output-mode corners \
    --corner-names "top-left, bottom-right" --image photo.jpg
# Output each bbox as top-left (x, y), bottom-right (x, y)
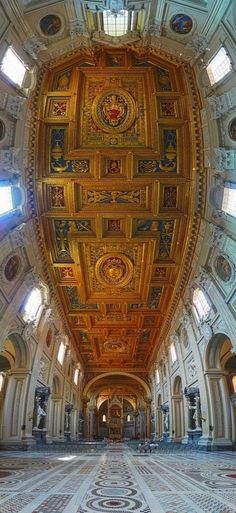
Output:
top-left (232, 375), bottom-right (236, 394)
top-left (206, 46), bottom-right (232, 86)
top-left (1, 46), bottom-right (27, 87)
top-left (102, 414), bottom-right (106, 422)
top-left (170, 343), bottom-right (177, 364)
top-left (74, 367), bottom-right (79, 385)
top-left (103, 10), bottom-right (128, 36)
top-left (0, 183), bottom-right (24, 217)
top-left (155, 368), bottom-right (160, 384)
top-left (127, 414), bottom-right (131, 422)
top-left (193, 288), bottom-right (211, 321)
top-left (0, 372), bottom-right (5, 392)
top-left (23, 287), bottom-right (43, 323)
top-left (57, 342), bottom-right (66, 365)
top-left (222, 183), bottom-right (236, 217)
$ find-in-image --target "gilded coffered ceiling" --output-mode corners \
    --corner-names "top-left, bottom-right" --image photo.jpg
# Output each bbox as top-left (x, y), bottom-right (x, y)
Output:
top-left (35, 46), bottom-right (203, 373)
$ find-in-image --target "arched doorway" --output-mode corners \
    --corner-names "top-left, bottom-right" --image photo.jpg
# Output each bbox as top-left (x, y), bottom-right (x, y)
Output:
top-left (83, 373), bottom-right (150, 440)
top-left (172, 376), bottom-right (184, 441)
top-left (225, 355), bottom-right (236, 446)
top-left (205, 333), bottom-right (236, 448)
top-left (0, 334), bottom-right (31, 444)
top-left (0, 355), bottom-right (11, 440)
top-left (50, 375), bottom-right (63, 438)
top-left (156, 394), bottom-right (162, 439)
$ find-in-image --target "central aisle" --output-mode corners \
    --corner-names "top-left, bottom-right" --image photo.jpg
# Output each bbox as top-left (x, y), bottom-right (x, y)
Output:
top-left (0, 444), bottom-right (236, 513)
top-left (78, 444), bottom-right (152, 512)
top-left (76, 444), bottom-right (236, 513)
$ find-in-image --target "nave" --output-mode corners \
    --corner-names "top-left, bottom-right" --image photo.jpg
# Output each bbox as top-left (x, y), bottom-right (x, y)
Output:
top-left (0, 445), bottom-right (235, 513)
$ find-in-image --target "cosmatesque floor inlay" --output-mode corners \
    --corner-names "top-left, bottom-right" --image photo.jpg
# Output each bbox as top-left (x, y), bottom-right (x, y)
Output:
top-left (0, 446), bottom-right (235, 513)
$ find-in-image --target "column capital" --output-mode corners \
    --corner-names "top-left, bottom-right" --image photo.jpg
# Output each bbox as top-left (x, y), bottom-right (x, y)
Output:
top-left (23, 35), bottom-right (47, 60)
top-left (187, 34), bottom-right (209, 56)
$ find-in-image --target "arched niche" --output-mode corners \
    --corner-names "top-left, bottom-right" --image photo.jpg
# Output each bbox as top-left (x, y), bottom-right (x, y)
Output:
top-left (0, 334), bottom-right (31, 442)
top-left (3, 333), bottom-right (30, 369)
top-left (52, 374), bottom-right (62, 397)
top-left (172, 375), bottom-right (184, 441)
top-left (173, 375), bottom-right (183, 396)
top-left (83, 372), bottom-right (151, 400)
top-left (156, 394), bottom-right (162, 438)
top-left (205, 332), bottom-right (232, 370)
top-left (50, 374), bottom-right (63, 439)
top-left (205, 332), bottom-right (236, 447)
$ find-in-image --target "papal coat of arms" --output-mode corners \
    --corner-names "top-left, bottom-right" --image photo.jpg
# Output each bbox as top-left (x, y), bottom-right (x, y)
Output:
top-left (101, 94), bottom-right (127, 128)
top-left (92, 88), bottom-right (136, 133)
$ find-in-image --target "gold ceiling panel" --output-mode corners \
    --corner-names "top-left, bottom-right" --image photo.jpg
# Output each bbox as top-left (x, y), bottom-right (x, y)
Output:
top-left (78, 71), bottom-right (151, 148)
top-left (70, 240), bottom-right (155, 302)
top-left (35, 48), bottom-right (201, 372)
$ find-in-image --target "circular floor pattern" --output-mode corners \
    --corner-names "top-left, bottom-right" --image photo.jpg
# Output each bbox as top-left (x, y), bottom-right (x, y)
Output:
top-left (206, 479), bottom-right (236, 488)
top-left (0, 470), bottom-right (14, 477)
top-left (95, 479), bottom-right (134, 487)
top-left (85, 497), bottom-right (143, 511)
top-left (0, 479), bottom-right (19, 486)
top-left (91, 486), bottom-right (137, 497)
top-left (99, 472), bottom-right (131, 479)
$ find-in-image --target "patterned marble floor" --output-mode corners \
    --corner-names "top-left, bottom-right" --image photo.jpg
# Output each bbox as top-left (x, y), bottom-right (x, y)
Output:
top-left (0, 444), bottom-right (236, 513)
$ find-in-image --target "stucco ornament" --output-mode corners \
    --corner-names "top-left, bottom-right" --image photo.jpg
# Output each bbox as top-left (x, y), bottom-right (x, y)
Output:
top-left (200, 321), bottom-right (213, 342)
top-left (208, 224), bottom-right (226, 250)
top-left (170, 331), bottom-right (179, 345)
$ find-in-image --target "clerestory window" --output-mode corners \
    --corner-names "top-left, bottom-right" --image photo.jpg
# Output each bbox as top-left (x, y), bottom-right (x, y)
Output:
top-left (57, 342), bottom-right (66, 365)
top-left (1, 47), bottom-right (27, 87)
top-left (170, 343), bottom-right (177, 364)
top-left (193, 288), bottom-right (211, 321)
top-left (222, 184), bottom-right (236, 217)
top-left (206, 47), bottom-right (232, 86)
top-left (0, 186), bottom-right (13, 216)
top-left (103, 10), bottom-right (128, 36)
top-left (23, 288), bottom-right (43, 323)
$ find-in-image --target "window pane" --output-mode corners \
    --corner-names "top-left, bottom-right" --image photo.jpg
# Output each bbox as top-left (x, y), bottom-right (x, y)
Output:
top-left (74, 368), bottom-right (79, 385)
top-left (0, 373), bottom-right (4, 392)
top-left (0, 186), bottom-right (13, 215)
top-left (193, 288), bottom-right (211, 320)
top-left (206, 47), bottom-right (232, 85)
top-left (155, 369), bottom-right (160, 384)
top-left (24, 288), bottom-right (42, 321)
top-left (103, 10), bottom-right (128, 36)
top-left (1, 47), bottom-right (26, 86)
top-left (222, 187), bottom-right (236, 217)
top-left (170, 343), bottom-right (177, 364)
top-left (232, 376), bottom-right (236, 393)
top-left (57, 342), bottom-right (66, 365)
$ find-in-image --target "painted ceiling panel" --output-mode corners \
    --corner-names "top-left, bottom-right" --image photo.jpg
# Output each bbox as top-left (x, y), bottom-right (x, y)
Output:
top-left (35, 46), bottom-right (203, 371)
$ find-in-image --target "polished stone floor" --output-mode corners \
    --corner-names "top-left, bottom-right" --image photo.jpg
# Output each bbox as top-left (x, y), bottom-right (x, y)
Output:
top-left (0, 444), bottom-right (236, 513)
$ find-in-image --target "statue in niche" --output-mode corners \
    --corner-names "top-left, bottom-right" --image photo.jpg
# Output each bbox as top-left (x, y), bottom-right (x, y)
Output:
top-left (34, 396), bottom-right (46, 429)
top-left (33, 387), bottom-right (50, 431)
top-left (164, 410), bottom-right (169, 431)
top-left (36, 404), bottom-right (46, 428)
